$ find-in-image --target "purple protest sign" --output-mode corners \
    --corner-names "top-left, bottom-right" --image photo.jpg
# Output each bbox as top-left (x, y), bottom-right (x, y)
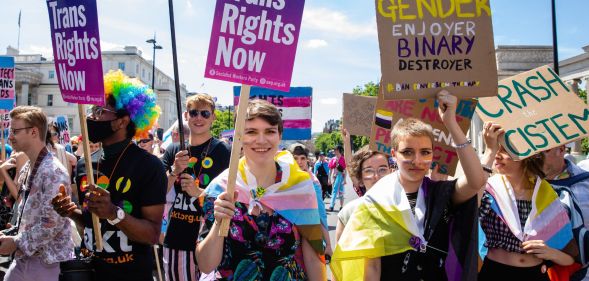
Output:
top-left (204, 0), bottom-right (305, 92)
top-left (0, 56), bottom-right (15, 110)
top-left (47, 0), bottom-right (104, 105)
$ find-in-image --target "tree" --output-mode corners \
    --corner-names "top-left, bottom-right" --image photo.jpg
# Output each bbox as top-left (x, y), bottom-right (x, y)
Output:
top-left (352, 81), bottom-right (379, 97)
top-left (314, 131), bottom-right (343, 154)
top-left (211, 109), bottom-right (233, 138)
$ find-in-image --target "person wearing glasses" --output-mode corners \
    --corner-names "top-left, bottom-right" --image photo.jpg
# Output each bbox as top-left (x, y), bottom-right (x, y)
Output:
top-left (334, 145), bottom-right (390, 242)
top-left (160, 93), bottom-right (230, 281)
top-left (137, 132), bottom-right (155, 154)
top-left (331, 91), bottom-right (485, 281)
top-left (0, 106), bottom-right (73, 281)
top-left (51, 70), bottom-right (166, 281)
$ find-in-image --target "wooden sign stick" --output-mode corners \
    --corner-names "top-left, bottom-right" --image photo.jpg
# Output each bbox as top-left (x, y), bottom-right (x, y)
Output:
top-left (1, 122), bottom-right (5, 161)
top-left (218, 84), bottom-right (251, 237)
top-left (78, 104), bottom-right (103, 251)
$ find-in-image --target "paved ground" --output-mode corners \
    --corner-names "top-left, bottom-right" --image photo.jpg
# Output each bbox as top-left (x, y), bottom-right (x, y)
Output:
top-left (323, 175), bottom-right (357, 281)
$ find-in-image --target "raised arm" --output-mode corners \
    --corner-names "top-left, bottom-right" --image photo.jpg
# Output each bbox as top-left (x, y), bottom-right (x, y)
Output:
top-left (436, 90), bottom-right (487, 205)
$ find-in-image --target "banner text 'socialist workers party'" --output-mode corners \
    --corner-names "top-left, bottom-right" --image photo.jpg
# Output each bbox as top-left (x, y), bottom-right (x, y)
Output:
top-left (205, 0), bottom-right (305, 92)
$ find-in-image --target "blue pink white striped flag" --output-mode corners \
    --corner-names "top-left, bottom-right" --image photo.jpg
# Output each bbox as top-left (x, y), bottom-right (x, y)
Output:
top-left (234, 86), bottom-right (312, 140)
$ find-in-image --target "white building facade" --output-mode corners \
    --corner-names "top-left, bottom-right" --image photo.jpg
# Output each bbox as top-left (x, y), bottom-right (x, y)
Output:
top-left (6, 45), bottom-right (187, 136)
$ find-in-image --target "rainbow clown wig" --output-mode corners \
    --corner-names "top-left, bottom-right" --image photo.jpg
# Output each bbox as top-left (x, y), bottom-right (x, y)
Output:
top-left (103, 70), bottom-right (161, 139)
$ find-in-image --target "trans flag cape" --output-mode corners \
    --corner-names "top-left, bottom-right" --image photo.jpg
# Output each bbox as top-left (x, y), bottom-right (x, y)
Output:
top-left (204, 150), bottom-right (324, 254)
top-left (486, 174), bottom-right (573, 250)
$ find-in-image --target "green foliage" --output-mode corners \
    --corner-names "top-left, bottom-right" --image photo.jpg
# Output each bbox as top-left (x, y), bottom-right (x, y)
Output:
top-left (578, 89), bottom-right (587, 104)
top-left (211, 109), bottom-right (233, 138)
top-left (352, 81), bottom-right (379, 97)
top-left (578, 89), bottom-right (588, 154)
top-left (352, 135), bottom-right (370, 151)
top-left (314, 131), bottom-right (343, 153)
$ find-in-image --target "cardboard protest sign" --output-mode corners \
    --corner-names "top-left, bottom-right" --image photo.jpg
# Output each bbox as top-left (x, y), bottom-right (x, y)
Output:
top-left (370, 96), bottom-right (476, 175)
top-left (47, 0), bottom-right (104, 105)
top-left (234, 86), bottom-right (312, 140)
top-left (476, 65), bottom-right (589, 160)
top-left (205, 0), bottom-right (305, 92)
top-left (0, 56), bottom-right (15, 110)
top-left (343, 94), bottom-right (377, 137)
top-left (375, 0), bottom-right (497, 99)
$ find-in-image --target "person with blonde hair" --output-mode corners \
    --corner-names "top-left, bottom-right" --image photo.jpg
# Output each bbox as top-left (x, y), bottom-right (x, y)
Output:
top-left (197, 100), bottom-right (326, 280)
top-left (478, 123), bottom-right (576, 281)
top-left (332, 91), bottom-right (486, 281)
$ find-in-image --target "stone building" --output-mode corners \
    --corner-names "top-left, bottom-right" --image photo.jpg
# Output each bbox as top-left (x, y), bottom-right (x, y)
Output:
top-left (6, 45), bottom-right (187, 135)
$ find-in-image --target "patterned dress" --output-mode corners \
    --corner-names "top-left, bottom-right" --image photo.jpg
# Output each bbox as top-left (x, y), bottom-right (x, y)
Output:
top-left (199, 199), bottom-right (307, 281)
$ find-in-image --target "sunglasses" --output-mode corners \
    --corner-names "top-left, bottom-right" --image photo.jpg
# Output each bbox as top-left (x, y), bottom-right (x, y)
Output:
top-left (87, 106), bottom-right (118, 118)
top-left (138, 139), bottom-right (153, 144)
top-left (188, 109), bottom-right (212, 119)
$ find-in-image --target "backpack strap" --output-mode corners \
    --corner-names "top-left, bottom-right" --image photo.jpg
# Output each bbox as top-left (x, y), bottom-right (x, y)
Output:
top-left (548, 172), bottom-right (589, 187)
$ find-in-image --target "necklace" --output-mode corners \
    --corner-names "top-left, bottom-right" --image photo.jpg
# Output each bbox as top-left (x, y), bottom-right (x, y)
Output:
top-left (501, 175), bottom-right (532, 200)
top-left (187, 138), bottom-right (213, 187)
top-left (95, 142), bottom-right (133, 189)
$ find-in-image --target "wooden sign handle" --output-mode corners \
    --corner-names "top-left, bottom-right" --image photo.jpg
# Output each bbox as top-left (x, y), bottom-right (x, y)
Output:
top-left (1, 122), bottom-right (5, 161)
top-left (78, 105), bottom-right (103, 251)
top-left (218, 85), bottom-right (251, 237)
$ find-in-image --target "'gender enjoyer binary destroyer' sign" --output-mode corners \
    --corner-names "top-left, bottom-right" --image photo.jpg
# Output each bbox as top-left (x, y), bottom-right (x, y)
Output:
top-left (375, 0), bottom-right (497, 99)
top-left (205, 0), bottom-right (305, 92)
top-left (47, 0), bottom-right (104, 105)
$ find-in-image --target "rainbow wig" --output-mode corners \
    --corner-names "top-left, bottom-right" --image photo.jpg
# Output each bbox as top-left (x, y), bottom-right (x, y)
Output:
top-left (103, 70), bottom-right (161, 139)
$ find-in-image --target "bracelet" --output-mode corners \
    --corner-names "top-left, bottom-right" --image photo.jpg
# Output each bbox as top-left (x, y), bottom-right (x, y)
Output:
top-left (482, 165), bottom-right (493, 173)
top-left (452, 139), bottom-right (471, 149)
top-left (169, 169), bottom-right (178, 177)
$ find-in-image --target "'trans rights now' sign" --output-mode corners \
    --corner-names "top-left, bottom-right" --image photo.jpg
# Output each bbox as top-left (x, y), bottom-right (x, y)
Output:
top-left (47, 0), bottom-right (104, 105)
top-left (205, 0), bottom-right (305, 92)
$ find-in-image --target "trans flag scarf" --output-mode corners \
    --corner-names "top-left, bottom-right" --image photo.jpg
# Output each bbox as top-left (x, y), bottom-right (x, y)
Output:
top-left (205, 150), bottom-right (324, 254)
top-left (486, 174), bottom-right (573, 251)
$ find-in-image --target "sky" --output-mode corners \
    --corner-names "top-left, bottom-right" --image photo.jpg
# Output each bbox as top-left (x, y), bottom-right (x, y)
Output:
top-left (1, 0), bottom-right (587, 133)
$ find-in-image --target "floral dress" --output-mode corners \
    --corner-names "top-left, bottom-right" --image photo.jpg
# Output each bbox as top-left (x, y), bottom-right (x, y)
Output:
top-left (199, 198), bottom-right (307, 281)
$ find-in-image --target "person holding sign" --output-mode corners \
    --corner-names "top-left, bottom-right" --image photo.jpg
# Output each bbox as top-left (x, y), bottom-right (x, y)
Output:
top-left (331, 90), bottom-right (485, 281)
top-left (52, 71), bottom-right (166, 281)
top-left (479, 123), bottom-right (577, 281)
top-left (196, 100), bottom-right (326, 280)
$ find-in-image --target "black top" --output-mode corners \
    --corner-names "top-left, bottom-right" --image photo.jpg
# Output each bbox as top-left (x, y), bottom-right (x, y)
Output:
top-left (380, 179), bottom-right (474, 281)
top-left (161, 139), bottom-right (230, 250)
top-left (75, 140), bottom-right (166, 281)
top-left (480, 190), bottom-right (533, 253)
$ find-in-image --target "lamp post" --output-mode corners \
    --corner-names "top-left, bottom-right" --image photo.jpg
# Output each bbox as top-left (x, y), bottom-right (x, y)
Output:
top-left (551, 0), bottom-right (559, 74)
top-left (146, 34), bottom-right (163, 90)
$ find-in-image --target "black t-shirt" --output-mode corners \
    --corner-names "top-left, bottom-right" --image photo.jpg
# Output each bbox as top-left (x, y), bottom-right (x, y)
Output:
top-left (380, 179), bottom-right (458, 281)
top-left (162, 138), bottom-right (230, 250)
top-left (75, 142), bottom-right (166, 281)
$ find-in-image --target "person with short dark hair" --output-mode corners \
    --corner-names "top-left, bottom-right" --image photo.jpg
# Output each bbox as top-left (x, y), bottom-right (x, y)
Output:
top-left (197, 100), bottom-right (326, 280)
top-left (0, 106), bottom-right (73, 281)
top-left (52, 70), bottom-right (166, 281)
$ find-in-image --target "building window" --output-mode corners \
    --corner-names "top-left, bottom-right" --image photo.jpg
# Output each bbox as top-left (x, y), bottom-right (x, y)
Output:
top-left (27, 92), bottom-right (32, 106)
top-left (118, 62), bottom-right (126, 71)
top-left (136, 64), bottom-right (139, 74)
top-left (68, 116), bottom-right (74, 131)
top-left (48, 94), bottom-right (53, 106)
top-left (48, 70), bottom-right (55, 79)
top-left (142, 68), bottom-right (145, 78)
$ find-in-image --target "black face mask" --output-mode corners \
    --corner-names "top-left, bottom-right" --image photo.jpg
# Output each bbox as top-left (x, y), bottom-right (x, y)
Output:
top-left (86, 119), bottom-right (116, 143)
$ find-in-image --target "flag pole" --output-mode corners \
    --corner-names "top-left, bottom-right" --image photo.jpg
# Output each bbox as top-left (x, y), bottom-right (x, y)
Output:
top-left (167, 0), bottom-right (186, 150)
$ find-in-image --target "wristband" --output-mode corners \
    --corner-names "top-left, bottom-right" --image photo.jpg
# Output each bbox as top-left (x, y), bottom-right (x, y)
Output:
top-left (482, 165), bottom-right (493, 173)
top-left (452, 139), bottom-right (471, 149)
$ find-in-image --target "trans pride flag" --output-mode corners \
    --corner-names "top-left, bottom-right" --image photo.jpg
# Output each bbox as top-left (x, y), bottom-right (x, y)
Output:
top-left (204, 150), bottom-right (324, 253)
top-left (485, 175), bottom-right (573, 250)
top-left (234, 86), bottom-right (312, 140)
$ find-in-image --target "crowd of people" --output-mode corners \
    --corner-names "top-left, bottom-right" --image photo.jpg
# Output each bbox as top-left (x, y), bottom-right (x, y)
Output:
top-left (0, 70), bottom-right (587, 281)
